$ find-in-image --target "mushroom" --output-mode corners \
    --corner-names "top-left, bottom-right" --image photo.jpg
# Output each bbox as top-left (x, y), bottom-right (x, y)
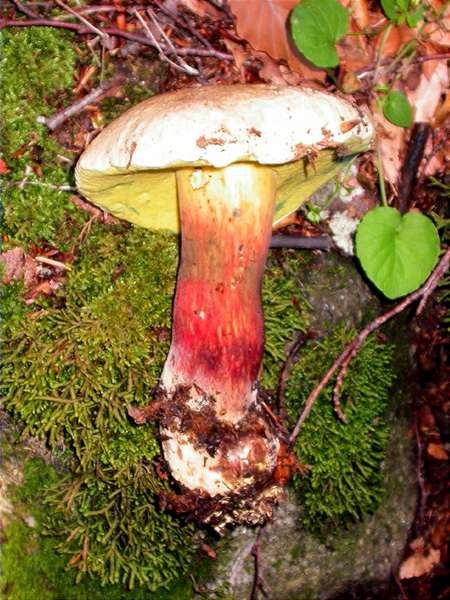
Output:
top-left (76, 84), bottom-right (373, 527)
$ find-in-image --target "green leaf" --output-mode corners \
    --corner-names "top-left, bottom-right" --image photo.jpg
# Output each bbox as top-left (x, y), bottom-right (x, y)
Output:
top-left (383, 90), bottom-right (413, 127)
top-left (381, 0), bottom-right (399, 20)
top-left (355, 207), bottom-right (440, 299)
top-left (290, 0), bottom-right (349, 68)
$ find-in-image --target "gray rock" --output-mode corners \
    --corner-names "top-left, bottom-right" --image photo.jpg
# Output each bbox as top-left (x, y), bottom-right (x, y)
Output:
top-left (197, 404), bottom-right (416, 600)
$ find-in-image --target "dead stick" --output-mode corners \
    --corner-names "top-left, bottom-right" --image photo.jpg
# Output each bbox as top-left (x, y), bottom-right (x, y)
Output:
top-left (37, 75), bottom-right (125, 130)
top-left (357, 53), bottom-right (450, 79)
top-left (250, 526), bottom-right (269, 600)
top-left (9, 0), bottom-right (39, 18)
top-left (289, 247), bottom-right (450, 447)
top-left (398, 123), bottom-right (430, 215)
top-left (0, 18), bottom-right (233, 60)
top-left (270, 234), bottom-right (332, 250)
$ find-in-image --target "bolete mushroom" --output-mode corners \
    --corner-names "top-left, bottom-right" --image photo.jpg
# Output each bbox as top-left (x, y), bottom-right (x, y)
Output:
top-left (76, 84), bottom-right (373, 527)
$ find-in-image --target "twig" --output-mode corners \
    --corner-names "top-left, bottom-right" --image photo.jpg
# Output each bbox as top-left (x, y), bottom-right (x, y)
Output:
top-left (250, 526), bottom-right (269, 600)
top-left (35, 256), bottom-right (72, 271)
top-left (398, 122), bottom-right (431, 214)
top-left (156, 2), bottom-right (214, 51)
top-left (9, 0), bottom-right (39, 18)
top-left (358, 52), bottom-right (450, 80)
top-left (277, 333), bottom-right (309, 422)
top-left (288, 247), bottom-right (450, 447)
top-left (0, 18), bottom-right (233, 61)
top-left (36, 74), bottom-right (125, 130)
top-left (55, 0), bottom-right (112, 47)
top-left (145, 8), bottom-right (198, 76)
top-left (270, 234), bottom-right (332, 250)
top-left (414, 416), bottom-right (426, 527)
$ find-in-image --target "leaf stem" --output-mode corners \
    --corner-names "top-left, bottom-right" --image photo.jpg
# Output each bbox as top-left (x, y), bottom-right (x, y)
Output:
top-left (377, 144), bottom-right (388, 207)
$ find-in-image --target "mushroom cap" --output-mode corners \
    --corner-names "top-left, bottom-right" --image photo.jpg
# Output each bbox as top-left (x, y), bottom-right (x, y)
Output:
top-left (76, 84), bottom-right (374, 232)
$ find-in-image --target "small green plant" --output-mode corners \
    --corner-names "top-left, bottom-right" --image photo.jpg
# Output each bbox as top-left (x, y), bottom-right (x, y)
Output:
top-left (380, 89), bottom-right (413, 128)
top-left (355, 207), bottom-right (440, 299)
top-left (381, 0), bottom-right (425, 27)
top-left (290, 0), bottom-right (349, 68)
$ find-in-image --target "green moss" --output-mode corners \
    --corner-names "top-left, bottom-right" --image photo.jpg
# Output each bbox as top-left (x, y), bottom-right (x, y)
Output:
top-left (0, 456), bottom-right (195, 600)
top-left (1, 27), bottom-right (83, 245)
top-left (2, 223), bottom-right (396, 589)
top-left (2, 227), bottom-right (195, 590)
top-left (284, 327), bottom-right (395, 533)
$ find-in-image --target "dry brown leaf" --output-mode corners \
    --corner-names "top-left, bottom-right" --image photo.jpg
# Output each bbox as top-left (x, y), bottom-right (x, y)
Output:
top-left (427, 442), bottom-right (449, 460)
top-left (256, 51), bottom-right (302, 85)
top-left (424, 3), bottom-right (450, 49)
top-left (340, 0), bottom-right (369, 30)
top-left (176, 0), bottom-right (223, 18)
top-left (408, 61), bottom-right (449, 122)
top-left (399, 547), bottom-right (440, 579)
top-left (228, 0), bottom-right (325, 79)
top-left (373, 110), bottom-right (405, 188)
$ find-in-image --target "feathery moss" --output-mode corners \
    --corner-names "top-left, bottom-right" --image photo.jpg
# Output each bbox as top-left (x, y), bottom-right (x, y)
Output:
top-left (1, 27), bottom-right (82, 246)
top-left (284, 327), bottom-right (394, 533)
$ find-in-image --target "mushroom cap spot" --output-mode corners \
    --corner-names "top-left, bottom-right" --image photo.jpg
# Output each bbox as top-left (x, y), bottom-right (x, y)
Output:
top-left (76, 84), bottom-right (374, 232)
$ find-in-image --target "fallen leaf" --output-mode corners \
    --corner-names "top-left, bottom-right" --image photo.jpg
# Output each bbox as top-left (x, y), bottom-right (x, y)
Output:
top-left (200, 543), bottom-right (217, 560)
top-left (373, 110), bottom-right (405, 188)
top-left (0, 158), bottom-right (10, 174)
top-left (409, 61), bottom-right (449, 123)
top-left (399, 547), bottom-right (440, 579)
top-left (229, 0), bottom-right (326, 78)
top-left (427, 442), bottom-right (449, 460)
top-left (0, 247), bottom-right (26, 283)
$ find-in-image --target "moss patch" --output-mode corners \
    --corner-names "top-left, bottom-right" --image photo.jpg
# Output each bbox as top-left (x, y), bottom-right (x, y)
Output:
top-left (284, 327), bottom-right (394, 532)
top-left (0, 456), bottom-right (194, 600)
top-left (1, 28), bottom-right (83, 246)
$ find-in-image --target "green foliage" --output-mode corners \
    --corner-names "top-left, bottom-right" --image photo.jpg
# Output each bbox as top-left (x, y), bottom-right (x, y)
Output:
top-left (355, 207), bottom-right (440, 299)
top-left (1, 28), bottom-right (83, 245)
top-left (290, 0), bottom-right (349, 68)
top-left (284, 327), bottom-right (395, 532)
top-left (382, 90), bottom-right (413, 128)
top-left (2, 227), bottom-right (195, 591)
top-left (0, 457), bottom-right (195, 600)
top-left (381, 0), bottom-right (425, 27)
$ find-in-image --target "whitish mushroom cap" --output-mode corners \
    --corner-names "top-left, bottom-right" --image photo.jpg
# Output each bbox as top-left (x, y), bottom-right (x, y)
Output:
top-left (76, 84), bottom-right (374, 232)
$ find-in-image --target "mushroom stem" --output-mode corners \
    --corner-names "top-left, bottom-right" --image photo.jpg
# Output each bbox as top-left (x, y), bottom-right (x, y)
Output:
top-left (160, 163), bottom-right (281, 500)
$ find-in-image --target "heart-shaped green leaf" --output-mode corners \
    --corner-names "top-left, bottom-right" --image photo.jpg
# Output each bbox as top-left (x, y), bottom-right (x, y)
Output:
top-left (355, 207), bottom-right (440, 299)
top-left (290, 0), bottom-right (349, 68)
top-left (383, 90), bottom-right (413, 128)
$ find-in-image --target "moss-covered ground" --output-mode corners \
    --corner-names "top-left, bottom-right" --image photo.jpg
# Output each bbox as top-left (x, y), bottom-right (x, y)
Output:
top-left (1, 26), bottom-right (396, 599)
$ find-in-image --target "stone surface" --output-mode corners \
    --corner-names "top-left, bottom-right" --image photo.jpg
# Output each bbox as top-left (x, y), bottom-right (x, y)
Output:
top-left (197, 399), bottom-right (416, 600)
top-left (196, 252), bottom-right (416, 600)
top-left (299, 251), bottom-right (379, 336)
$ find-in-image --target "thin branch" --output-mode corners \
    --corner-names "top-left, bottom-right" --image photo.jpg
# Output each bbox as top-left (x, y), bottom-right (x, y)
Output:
top-left (288, 247), bottom-right (450, 447)
top-left (35, 256), bottom-right (72, 271)
top-left (9, 0), bottom-right (39, 18)
top-left (414, 416), bottom-right (426, 526)
top-left (155, 1), bottom-right (214, 51)
top-left (36, 74), bottom-right (125, 130)
top-left (358, 52), bottom-right (450, 80)
top-left (250, 525), bottom-right (269, 600)
top-left (270, 234), bottom-right (332, 250)
top-left (277, 333), bottom-right (309, 422)
top-left (147, 7), bottom-right (198, 75)
top-left (0, 18), bottom-right (233, 61)
top-left (55, 0), bottom-right (110, 43)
